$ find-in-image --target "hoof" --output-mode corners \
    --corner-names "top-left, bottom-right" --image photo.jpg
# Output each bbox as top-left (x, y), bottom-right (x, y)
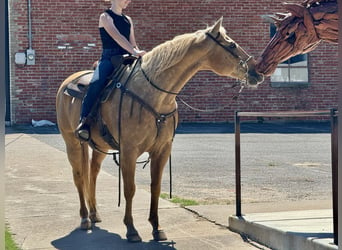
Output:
top-left (152, 229), bottom-right (167, 241)
top-left (126, 232), bottom-right (142, 243)
top-left (80, 218), bottom-right (91, 230)
top-left (89, 212), bottom-right (102, 223)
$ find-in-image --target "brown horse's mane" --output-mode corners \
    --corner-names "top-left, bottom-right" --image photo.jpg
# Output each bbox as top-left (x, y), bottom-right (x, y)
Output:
top-left (142, 25), bottom-right (227, 80)
top-left (271, 0), bottom-right (337, 44)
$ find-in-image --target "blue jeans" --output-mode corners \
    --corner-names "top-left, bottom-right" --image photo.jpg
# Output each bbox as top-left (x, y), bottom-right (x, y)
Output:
top-left (80, 49), bottom-right (122, 119)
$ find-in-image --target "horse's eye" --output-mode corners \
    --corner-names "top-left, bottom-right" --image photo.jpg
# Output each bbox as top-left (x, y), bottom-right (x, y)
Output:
top-left (286, 32), bottom-right (296, 44)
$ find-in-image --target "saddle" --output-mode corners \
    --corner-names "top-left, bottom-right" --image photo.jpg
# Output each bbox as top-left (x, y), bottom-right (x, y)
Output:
top-left (63, 54), bottom-right (138, 100)
top-left (63, 71), bottom-right (93, 100)
top-left (64, 55), bottom-right (138, 149)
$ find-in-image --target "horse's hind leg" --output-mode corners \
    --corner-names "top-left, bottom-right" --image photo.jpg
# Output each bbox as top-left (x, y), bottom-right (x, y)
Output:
top-left (64, 135), bottom-right (91, 230)
top-left (149, 143), bottom-right (172, 241)
top-left (88, 150), bottom-right (106, 223)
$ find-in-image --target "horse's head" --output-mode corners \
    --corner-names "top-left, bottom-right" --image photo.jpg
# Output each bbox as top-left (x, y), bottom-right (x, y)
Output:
top-left (256, 3), bottom-right (322, 76)
top-left (202, 18), bottom-right (264, 87)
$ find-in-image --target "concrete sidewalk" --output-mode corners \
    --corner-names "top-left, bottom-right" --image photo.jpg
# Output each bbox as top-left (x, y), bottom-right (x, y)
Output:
top-left (5, 129), bottom-right (337, 250)
top-left (5, 133), bottom-right (261, 250)
top-left (229, 210), bottom-right (336, 250)
top-left (186, 202), bottom-right (336, 250)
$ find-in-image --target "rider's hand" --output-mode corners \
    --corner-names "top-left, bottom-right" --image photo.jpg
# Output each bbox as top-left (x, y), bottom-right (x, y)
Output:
top-left (133, 48), bottom-right (147, 57)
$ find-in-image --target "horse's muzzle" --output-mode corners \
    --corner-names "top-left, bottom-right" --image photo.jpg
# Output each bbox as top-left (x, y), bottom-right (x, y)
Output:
top-left (247, 69), bottom-right (264, 86)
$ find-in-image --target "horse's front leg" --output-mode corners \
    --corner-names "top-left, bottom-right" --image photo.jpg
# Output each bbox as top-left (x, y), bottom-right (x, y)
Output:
top-left (149, 142), bottom-right (172, 241)
top-left (120, 152), bottom-right (141, 242)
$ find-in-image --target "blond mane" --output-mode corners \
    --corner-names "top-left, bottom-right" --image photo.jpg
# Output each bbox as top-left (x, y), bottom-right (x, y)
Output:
top-left (142, 25), bottom-right (227, 80)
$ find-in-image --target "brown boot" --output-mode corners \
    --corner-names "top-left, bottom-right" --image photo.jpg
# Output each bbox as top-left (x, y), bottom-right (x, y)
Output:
top-left (75, 117), bottom-right (90, 141)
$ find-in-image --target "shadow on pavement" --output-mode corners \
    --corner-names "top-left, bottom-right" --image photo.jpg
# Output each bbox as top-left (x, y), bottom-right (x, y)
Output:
top-left (5, 121), bottom-right (331, 135)
top-left (5, 124), bottom-right (60, 134)
top-left (51, 226), bottom-right (176, 250)
top-left (176, 121), bottom-right (331, 134)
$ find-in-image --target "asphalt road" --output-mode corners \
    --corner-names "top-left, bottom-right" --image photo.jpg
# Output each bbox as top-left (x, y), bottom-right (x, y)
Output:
top-left (6, 121), bottom-right (332, 205)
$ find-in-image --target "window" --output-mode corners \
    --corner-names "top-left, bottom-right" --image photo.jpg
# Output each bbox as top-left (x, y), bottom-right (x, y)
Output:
top-left (270, 24), bottom-right (309, 87)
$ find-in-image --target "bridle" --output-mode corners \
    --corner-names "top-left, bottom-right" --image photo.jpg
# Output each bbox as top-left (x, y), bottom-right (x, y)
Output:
top-left (205, 31), bottom-right (253, 79)
top-left (141, 32), bottom-right (253, 97)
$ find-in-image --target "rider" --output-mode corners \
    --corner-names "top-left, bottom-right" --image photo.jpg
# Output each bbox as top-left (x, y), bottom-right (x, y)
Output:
top-left (76, 0), bottom-right (146, 141)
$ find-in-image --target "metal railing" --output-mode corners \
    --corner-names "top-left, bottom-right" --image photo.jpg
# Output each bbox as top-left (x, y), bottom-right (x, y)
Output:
top-left (234, 109), bottom-right (338, 245)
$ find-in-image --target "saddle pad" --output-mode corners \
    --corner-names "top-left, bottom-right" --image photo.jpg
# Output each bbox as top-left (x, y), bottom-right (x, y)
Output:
top-left (64, 71), bottom-right (94, 99)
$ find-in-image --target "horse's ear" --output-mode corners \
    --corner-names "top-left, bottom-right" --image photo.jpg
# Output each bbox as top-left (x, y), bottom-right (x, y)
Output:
top-left (265, 15), bottom-right (283, 27)
top-left (283, 2), bottom-right (304, 18)
top-left (210, 17), bottom-right (223, 36)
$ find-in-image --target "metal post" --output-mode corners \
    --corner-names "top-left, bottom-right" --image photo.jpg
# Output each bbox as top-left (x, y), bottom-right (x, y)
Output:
top-left (337, 4), bottom-right (342, 247)
top-left (4, 0), bottom-right (10, 123)
top-left (331, 109), bottom-right (338, 245)
top-left (0, 0), bottom-right (7, 248)
top-left (235, 111), bottom-right (241, 216)
top-left (169, 154), bottom-right (172, 199)
top-left (234, 110), bottom-right (337, 244)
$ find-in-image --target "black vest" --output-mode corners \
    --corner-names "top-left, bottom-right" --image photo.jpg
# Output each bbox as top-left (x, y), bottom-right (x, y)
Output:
top-left (99, 9), bottom-right (131, 53)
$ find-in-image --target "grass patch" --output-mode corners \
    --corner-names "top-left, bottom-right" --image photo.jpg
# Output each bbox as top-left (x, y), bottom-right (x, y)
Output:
top-left (268, 161), bottom-right (276, 167)
top-left (160, 193), bottom-right (199, 206)
top-left (5, 228), bottom-right (20, 250)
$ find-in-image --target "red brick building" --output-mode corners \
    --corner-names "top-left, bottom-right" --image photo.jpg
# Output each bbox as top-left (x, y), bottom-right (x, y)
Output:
top-left (7, 0), bottom-right (338, 124)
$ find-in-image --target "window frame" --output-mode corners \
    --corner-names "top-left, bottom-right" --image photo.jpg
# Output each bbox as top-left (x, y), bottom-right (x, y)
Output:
top-left (269, 24), bottom-right (310, 88)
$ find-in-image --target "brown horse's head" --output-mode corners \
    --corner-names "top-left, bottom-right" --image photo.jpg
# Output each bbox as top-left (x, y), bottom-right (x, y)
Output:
top-left (256, 3), bottom-right (322, 76)
top-left (203, 18), bottom-right (264, 87)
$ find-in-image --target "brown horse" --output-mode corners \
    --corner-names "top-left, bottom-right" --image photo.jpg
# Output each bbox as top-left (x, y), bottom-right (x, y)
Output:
top-left (56, 18), bottom-right (264, 243)
top-left (256, 0), bottom-right (338, 76)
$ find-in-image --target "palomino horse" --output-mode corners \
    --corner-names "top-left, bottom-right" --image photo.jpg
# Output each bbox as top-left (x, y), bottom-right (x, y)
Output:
top-left (256, 0), bottom-right (337, 76)
top-left (56, 18), bottom-right (263, 243)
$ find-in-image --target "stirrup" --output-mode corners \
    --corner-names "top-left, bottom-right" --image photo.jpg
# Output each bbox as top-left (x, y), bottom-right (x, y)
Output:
top-left (76, 128), bottom-right (90, 141)
top-left (75, 120), bottom-right (90, 141)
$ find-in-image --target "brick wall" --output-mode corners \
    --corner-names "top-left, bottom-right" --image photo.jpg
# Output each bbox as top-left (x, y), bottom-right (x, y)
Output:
top-left (8, 0), bottom-right (338, 124)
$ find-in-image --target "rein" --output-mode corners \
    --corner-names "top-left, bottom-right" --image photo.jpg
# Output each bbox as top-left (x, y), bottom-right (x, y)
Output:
top-left (140, 32), bottom-right (252, 97)
top-left (139, 32), bottom-right (249, 114)
top-left (176, 84), bottom-right (245, 113)
top-left (140, 31), bottom-right (250, 102)
top-left (140, 66), bottom-right (180, 95)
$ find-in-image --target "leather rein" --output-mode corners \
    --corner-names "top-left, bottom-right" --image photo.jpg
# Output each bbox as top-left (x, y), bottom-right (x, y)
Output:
top-left (140, 32), bottom-right (253, 113)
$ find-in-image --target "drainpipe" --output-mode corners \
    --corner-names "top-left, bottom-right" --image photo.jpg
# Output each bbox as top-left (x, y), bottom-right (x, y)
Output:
top-left (26, 0), bottom-right (35, 65)
top-left (28, 0), bottom-right (32, 48)
top-left (4, 0), bottom-right (10, 123)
